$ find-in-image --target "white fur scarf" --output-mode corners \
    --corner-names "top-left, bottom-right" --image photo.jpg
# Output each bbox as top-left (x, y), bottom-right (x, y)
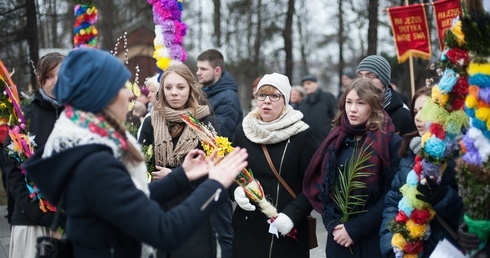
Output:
top-left (43, 114), bottom-right (150, 197)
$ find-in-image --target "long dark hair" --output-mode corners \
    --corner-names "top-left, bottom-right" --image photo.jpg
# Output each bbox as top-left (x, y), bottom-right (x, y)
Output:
top-left (399, 86), bottom-right (433, 157)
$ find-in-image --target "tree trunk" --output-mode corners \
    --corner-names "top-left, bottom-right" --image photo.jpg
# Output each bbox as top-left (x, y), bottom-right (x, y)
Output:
top-left (297, 0), bottom-right (309, 77)
top-left (338, 0), bottom-right (345, 95)
top-left (252, 0), bottom-right (262, 76)
top-left (25, 0), bottom-right (39, 89)
top-left (99, 0), bottom-right (116, 50)
top-left (213, 0), bottom-right (221, 47)
top-left (283, 0), bottom-right (295, 80)
top-left (367, 0), bottom-right (378, 55)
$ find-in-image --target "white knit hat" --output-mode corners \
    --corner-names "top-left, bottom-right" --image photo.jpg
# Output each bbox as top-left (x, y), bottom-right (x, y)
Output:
top-left (256, 73), bottom-right (291, 104)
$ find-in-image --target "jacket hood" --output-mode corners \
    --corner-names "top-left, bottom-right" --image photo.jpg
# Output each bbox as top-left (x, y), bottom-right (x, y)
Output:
top-left (202, 71), bottom-right (238, 97)
top-left (22, 144), bottom-right (112, 204)
top-left (33, 91), bottom-right (64, 113)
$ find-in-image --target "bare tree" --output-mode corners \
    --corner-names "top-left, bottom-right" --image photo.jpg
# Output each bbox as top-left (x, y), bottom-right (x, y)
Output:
top-left (26, 0), bottom-right (39, 89)
top-left (213, 0), bottom-right (221, 47)
top-left (283, 0), bottom-right (294, 80)
top-left (367, 0), bottom-right (378, 55)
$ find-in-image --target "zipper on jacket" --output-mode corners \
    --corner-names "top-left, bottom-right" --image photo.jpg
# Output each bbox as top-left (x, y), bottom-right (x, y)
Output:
top-left (201, 188), bottom-right (222, 211)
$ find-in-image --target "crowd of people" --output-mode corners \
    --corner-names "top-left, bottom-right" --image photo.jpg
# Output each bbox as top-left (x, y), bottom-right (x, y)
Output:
top-left (0, 46), bottom-right (487, 258)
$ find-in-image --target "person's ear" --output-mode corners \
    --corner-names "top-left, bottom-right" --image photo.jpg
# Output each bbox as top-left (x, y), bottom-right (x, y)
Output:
top-left (215, 66), bottom-right (222, 76)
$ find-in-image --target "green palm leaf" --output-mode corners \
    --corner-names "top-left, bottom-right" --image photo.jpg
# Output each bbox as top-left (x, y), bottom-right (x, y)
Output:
top-left (332, 142), bottom-right (374, 223)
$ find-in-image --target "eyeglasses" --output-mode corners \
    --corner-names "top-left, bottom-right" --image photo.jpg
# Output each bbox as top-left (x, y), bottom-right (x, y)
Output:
top-left (357, 72), bottom-right (378, 79)
top-left (255, 93), bottom-right (283, 102)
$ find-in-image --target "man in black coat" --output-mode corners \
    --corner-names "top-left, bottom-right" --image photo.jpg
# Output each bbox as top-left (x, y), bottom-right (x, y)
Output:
top-left (356, 55), bottom-right (416, 136)
top-left (299, 75), bottom-right (337, 144)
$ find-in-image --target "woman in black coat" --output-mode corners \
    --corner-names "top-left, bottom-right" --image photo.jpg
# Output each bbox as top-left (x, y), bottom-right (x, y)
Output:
top-left (303, 78), bottom-right (402, 258)
top-left (5, 52), bottom-right (65, 258)
top-left (231, 73), bottom-right (318, 258)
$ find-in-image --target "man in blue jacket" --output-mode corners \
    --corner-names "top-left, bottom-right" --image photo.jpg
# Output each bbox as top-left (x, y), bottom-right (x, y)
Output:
top-left (197, 49), bottom-right (242, 258)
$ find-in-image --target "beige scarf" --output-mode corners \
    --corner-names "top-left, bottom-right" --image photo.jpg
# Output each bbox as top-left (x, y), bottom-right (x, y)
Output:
top-left (152, 105), bottom-right (210, 168)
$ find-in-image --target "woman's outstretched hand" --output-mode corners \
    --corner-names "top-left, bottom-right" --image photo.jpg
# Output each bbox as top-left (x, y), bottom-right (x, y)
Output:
top-left (209, 147), bottom-right (248, 188)
top-left (182, 149), bottom-right (218, 181)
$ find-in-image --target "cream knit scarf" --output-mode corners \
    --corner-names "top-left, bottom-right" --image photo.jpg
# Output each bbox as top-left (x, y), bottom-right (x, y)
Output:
top-left (243, 105), bottom-right (309, 144)
top-left (152, 105), bottom-right (210, 168)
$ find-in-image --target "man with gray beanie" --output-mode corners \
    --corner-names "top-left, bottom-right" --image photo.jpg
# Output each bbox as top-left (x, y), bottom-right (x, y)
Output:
top-left (356, 55), bottom-right (415, 136)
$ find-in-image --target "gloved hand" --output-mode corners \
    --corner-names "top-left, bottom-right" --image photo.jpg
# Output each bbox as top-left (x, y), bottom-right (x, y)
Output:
top-left (416, 177), bottom-right (447, 205)
top-left (234, 187), bottom-right (256, 211)
top-left (273, 213), bottom-right (294, 235)
top-left (458, 222), bottom-right (481, 253)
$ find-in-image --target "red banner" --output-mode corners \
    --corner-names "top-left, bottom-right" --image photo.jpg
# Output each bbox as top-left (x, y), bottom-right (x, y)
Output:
top-left (388, 4), bottom-right (431, 63)
top-left (433, 0), bottom-right (462, 50)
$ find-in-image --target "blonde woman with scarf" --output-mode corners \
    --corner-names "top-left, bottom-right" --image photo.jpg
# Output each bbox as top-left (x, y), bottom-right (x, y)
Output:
top-left (23, 48), bottom-right (248, 258)
top-left (138, 63), bottom-right (220, 258)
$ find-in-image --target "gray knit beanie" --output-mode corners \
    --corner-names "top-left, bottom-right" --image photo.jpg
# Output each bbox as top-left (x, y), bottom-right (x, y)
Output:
top-left (356, 55), bottom-right (391, 88)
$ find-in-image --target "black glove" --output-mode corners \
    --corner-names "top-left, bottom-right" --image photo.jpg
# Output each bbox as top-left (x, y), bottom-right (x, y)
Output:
top-left (458, 222), bottom-right (481, 253)
top-left (416, 177), bottom-right (447, 205)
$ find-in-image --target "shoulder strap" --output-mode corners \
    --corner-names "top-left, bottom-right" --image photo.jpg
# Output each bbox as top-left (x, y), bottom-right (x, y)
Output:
top-left (261, 144), bottom-right (296, 199)
top-left (49, 189), bottom-right (66, 232)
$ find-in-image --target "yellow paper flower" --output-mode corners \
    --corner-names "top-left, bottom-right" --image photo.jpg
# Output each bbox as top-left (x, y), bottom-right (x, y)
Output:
top-left (476, 107), bottom-right (490, 122)
top-left (391, 233), bottom-right (406, 250)
top-left (467, 62), bottom-right (490, 76)
top-left (421, 132), bottom-right (432, 147)
top-left (405, 254), bottom-right (418, 258)
top-left (466, 95), bottom-right (478, 109)
top-left (451, 20), bottom-right (465, 46)
top-left (432, 86), bottom-right (449, 107)
top-left (406, 219), bottom-right (427, 239)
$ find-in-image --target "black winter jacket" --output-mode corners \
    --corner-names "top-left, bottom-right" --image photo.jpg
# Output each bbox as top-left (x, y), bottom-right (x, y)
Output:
top-left (300, 89), bottom-right (337, 144)
top-left (385, 89), bottom-right (416, 136)
top-left (23, 144), bottom-right (229, 258)
top-left (380, 150), bottom-right (463, 258)
top-left (4, 91), bottom-right (64, 227)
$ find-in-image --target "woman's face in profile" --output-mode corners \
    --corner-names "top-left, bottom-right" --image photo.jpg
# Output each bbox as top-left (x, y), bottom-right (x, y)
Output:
top-left (163, 72), bottom-right (190, 110)
top-left (345, 89), bottom-right (372, 126)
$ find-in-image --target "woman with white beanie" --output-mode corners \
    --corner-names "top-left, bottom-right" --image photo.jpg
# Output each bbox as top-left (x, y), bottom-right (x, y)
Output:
top-left (231, 73), bottom-right (318, 258)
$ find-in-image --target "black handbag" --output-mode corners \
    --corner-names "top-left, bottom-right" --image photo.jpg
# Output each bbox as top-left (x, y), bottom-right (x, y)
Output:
top-left (35, 191), bottom-right (73, 258)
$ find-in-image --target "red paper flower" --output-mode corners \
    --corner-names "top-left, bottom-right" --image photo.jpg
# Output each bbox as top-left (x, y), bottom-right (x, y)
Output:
top-left (404, 240), bottom-right (424, 254)
top-left (446, 48), bottom-right (469, 67)
top-left (396, 210), bottom-right (409, 223)
top-left (452, 77), bottom-right (469, 96)
top-left (411, 208), bottom-right (432, 224)
top-left (414, 156), bottom-right (422, 175)
top-left (450, 96), bottom-right (466, 111)
top-left (429, 124), bottom-right (446, 139)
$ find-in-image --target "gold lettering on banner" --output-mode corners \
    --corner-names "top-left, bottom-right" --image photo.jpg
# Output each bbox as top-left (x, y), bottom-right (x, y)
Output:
top-left (397, 34), bottom-right (411, 41)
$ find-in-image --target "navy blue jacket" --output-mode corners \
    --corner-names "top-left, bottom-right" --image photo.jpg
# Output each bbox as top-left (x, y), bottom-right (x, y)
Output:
top-left (202, 71), bottom-right (243, 141)
top-left (380, 150), bottom-right (463, 258)
top-left (23, 144), bottom-right (228, 258)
